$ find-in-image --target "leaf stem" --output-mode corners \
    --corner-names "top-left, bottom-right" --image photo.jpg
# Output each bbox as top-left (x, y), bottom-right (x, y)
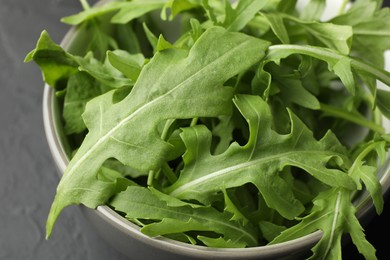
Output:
top-left (353, 141), bottom-right (385, 165)
top-left (348, 140), bottom-right (385, 192)
top-left (147, 170), bottom-right (155, 186)
top-left (267, 44), bottom-right (390, 88)
top-left (190, 117), bottom-right (198, 127)
top-left (320, 103), bottom-right (384, 134)
top-left (162, 162), bottom-right (177, 183)
top-left (338, 0), bottom-right (349, 15)
top-left (161, 119), bottom-right (175, 141)
top-left (80, 0), bottom-right (90, 10)
top-left (130, 218), bottom-right (146, 227)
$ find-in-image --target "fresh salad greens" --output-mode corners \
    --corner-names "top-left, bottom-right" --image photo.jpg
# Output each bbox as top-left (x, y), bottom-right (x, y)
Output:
top-left (25, 0), bottom-right (390, 259)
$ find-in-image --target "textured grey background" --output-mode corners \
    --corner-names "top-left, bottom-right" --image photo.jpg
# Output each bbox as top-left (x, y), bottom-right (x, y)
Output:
top-left (0, 0), bottom-right (389, 260)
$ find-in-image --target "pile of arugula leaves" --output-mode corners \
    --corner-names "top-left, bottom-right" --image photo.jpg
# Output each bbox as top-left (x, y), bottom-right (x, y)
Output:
top-left (26, 0), bottom-right (390, 259)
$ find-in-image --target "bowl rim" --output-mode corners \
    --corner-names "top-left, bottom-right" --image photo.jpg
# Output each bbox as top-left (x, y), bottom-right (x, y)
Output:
top-left (41, 2), bottom-right (390, 258)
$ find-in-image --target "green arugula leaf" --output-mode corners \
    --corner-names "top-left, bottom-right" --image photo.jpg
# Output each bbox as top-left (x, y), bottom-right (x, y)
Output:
top-left (349, 140), bottom-right (387, 214)
top-left (61, 1), bottom-right (126, 25)
top-left (75, 53), bottom-right (133, 89)
top-left (97, 165), bottom-right (138, 193)
top-left (299, 0), bottom-right (326, 21)
top-left (45, 27), bottom-right (270, 238)
top-left (352, 7), bottom-right (390, 67)
top-left (110, 186), bottom-right (258, 247)
top-left (223, 0), bottom-right (270, 32)
top-left (24, 31), bottom-right (79, 87)
top-left (331, 1), bottom-right (390, 67)
top-left (201, 0), bottom-right (224, 25)
top-left (114, 24), bottom-right (142, 54)
top-left (25, 31), bottom-right (132, 90)
top-left (270, 188), bottom-right (377, 260)
top-left (111, 0), bottom-right (168, 24)
top-left (102, 158), bottom-right (147, 179)
top-left (84, 20), bottom-right (119, 60)
top-left (162, 0), bottom-right (202, 20)
top-left (211, 114), bottom-right (240, 154)
top-left (258, 221), bottom-right (287, 242)
top-left (107, 50), bottom-right (145, 82)
top-left (156, 34), bottom-right (174, 51)
top-left (222, 189), bottom-right (250, 226)
top-left (282, 14), bottom-right (353, 55)
top-left (197, 236), bottom-right (247, 248)
top-left (25, 31), bottom-right (134, 134)
top-left (142, 22), bottom-right (159, 52)
top-left (63, 72), bottom-right (103, 134)
top-left (261, 12), bottom-right (290, 44)
top-left (330, 1), bottom-right (378, 26)
top-left (270, 74), bottom-right (320, 109)
top-left (166, 95), bottom-right (355, 219)
top-left (61, 0), bottom-right (169, 25)
top-left (319, 103), bottom-right (384, 134)
top-left (266, 44), bottom-right (390, 95)
top-left (276, 0), bottom-right (297, 14)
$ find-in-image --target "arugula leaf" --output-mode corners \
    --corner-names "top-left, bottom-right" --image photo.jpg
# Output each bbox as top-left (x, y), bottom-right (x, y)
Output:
top-left (261, 12), bottom-right (290, 44)
top-left (75, 53), bottom-right (133, 89)
top-left (319, 103), bottom-right (384, 134)
top-left (276, 0), bottom-right (296, 14)
top-left (197, 236), bottom-right (247, 248)
top-left (266, 44), bottom-right (390, 95)
top-left (45, 27), bottom-right (270, 238)
top-left (25, 30), bottom-right (133, 90)
top-left (270, 188), bottom-right (376, 260)
top-left (349, 140), bottom-right (387, 214)
top-left (62, 0), bottom-right (169, 25)
top-left (114, 24), bottom-right (142, 54)
top-left (63, 72), bottom-right (103, 134)
top-left (223, 0), bottom-right (270, 32)
top-left (107, 50), bottom-right (145, 82)
top-left (110, 186), bottom-right (258, 247)
top-left (259, 221), bottom-right (287, 242)
top-left (266, 69), bottom-right (321, 109)
top-left (222, 188), bottom-right (250, 226)
top-left (162, 0), bottom-right (202, 20)
top-left (166, 95), bottom-right (355, 219)
top-left (212, 113), bottom-right (240, 154)
top-left (299, 0), bottom-right (326, 21)
top-left (24, 31), bottom-right (79, 87)
top-left (331, 1), bottom-right (390, 67)
top-left (111, 0), bottom-right (168, 24)
top-left (155, 34), bottom-right (174, 51)
top-left (61, 1), bottom-right (126, 25)
top-left (84, 20), bottom-right (119, 60)
top-left (352, 7), bottom-right (390, 67)
top-left (25, 31), bottom-right (133, 135)
top-left (269, 14), bottom-right (353, 55)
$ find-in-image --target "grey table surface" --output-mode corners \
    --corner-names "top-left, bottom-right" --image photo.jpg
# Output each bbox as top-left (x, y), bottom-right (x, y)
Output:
top-left (1, 1), bottom-right (390, 260)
